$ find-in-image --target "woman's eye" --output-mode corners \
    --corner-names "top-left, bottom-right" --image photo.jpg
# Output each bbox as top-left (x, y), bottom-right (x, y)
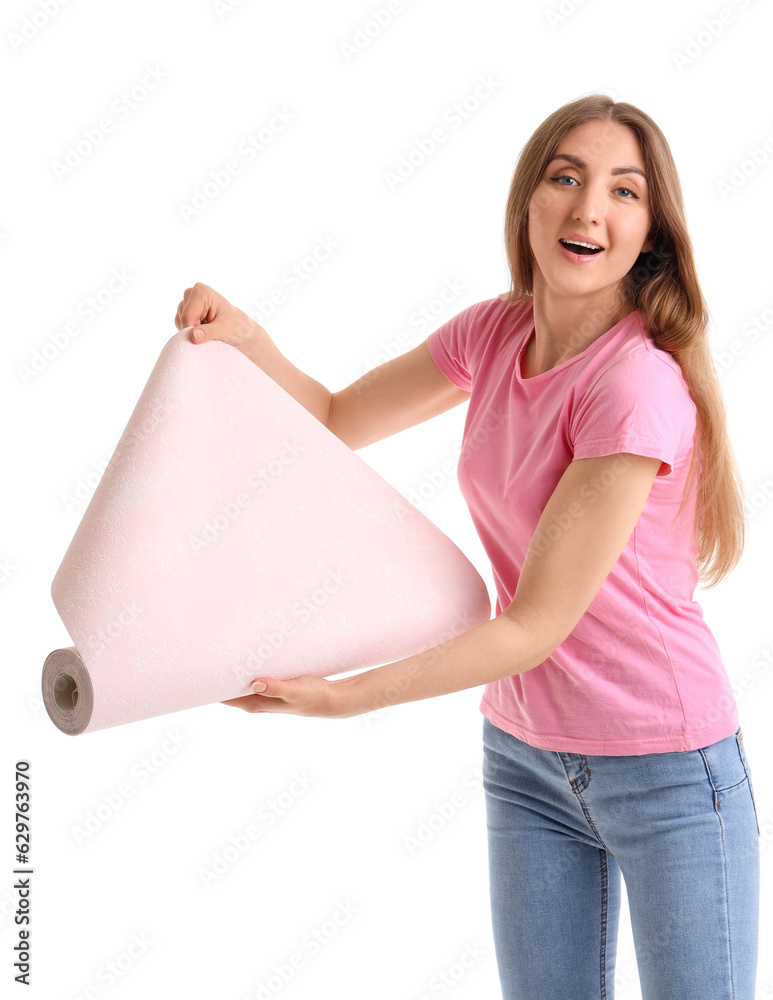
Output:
top-left (550, 176), bottom-right (638, 199)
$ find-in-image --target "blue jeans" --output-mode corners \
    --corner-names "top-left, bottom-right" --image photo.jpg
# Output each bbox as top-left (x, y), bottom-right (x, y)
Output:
top-left (481, 715), bottom-right (760, 1000)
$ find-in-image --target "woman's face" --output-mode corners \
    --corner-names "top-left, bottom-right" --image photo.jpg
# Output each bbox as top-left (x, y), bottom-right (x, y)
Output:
top-left (527, 119), bottom-right (654, 304)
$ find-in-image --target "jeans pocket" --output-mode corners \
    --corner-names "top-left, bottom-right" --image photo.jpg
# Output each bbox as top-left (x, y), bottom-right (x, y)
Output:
top-left (736, 728), bottom-right (761, 837)
top-left (700, 727), bottom-right (747, 792)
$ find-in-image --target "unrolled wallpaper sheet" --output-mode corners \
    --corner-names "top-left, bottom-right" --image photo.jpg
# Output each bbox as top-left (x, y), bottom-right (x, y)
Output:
top-left (43, 328), bottom-right (492, 735)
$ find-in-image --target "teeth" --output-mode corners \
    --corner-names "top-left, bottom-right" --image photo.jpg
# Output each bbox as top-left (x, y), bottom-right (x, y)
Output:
top-left (561, 239), bottom-right (603, 250)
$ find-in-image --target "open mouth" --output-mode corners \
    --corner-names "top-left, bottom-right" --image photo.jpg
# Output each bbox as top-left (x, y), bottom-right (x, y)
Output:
top-left (559, 239), bottom-right (603, 256)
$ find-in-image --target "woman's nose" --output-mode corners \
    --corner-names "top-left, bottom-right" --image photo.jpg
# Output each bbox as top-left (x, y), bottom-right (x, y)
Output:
top-left (571, 182), bottom-right (605, 223)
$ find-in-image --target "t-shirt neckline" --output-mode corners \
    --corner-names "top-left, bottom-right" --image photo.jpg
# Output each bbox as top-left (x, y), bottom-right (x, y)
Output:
top-left (516, 304), bottom-right (636, 384)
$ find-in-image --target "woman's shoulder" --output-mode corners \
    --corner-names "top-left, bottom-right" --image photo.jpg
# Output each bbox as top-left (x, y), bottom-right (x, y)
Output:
top-left (486, 291), bottom-right (534, 323)
top-left (475, 293), bottom-right (533, 343)
top-left (617, 313), bottom-right (693, 396)
top-left (497, 290), bottom-right (530, 307)
top-left (588, 317), bottom-right (697, 427)
top-left (447, 292), bottom-right (532, 336)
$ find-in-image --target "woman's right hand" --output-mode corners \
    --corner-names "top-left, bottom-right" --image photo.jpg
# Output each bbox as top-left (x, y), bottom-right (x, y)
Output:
top-left (174, 282), bottom-right (267, 351)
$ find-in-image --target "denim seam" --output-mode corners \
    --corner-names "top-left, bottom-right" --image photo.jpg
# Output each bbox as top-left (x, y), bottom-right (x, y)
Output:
top-left (699, 746), bottom-right (720, 812)
top-left (598, 848), bottom-right (610, 1000)
top-left (698, 747), bottom-right (737, 999)
top-left (575, 790), bottom-right (615, 856)
top-left (716, 797), bottom-right (736, 999)
top-left (736, 733), bottom-right (761, 838)
top-left (557, 755), bottom-right (616, 857)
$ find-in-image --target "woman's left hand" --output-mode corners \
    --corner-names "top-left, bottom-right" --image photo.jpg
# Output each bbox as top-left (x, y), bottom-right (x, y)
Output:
top-left (221, 675), bottom-right (353, 719)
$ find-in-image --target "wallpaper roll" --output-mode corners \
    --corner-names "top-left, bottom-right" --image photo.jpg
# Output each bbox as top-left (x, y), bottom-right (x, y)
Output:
top-left (43, 328), bottom-right (491, 735)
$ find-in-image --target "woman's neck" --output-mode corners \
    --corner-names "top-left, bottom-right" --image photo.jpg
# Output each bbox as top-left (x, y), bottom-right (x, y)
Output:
top-left (526, 274), bottom-right (632, 377)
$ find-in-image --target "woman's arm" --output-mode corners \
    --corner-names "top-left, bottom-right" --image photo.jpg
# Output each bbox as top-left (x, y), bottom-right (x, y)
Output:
top-left (223, 451), bottom-right (662, 718)
top-left (176, 282), bottom-right (470, 449)
top-left (327, 340), bottom-right (471, 451)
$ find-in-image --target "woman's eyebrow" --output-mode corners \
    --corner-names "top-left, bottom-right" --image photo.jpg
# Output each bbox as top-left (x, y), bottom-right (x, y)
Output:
top-left (547, 152), bottom-right (647, 181)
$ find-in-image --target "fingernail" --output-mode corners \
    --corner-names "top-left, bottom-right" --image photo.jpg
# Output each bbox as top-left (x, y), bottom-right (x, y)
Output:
top-left (252, 682), bottom-right (267, 692)
top-left (193, 328), bottom-right (204, 341)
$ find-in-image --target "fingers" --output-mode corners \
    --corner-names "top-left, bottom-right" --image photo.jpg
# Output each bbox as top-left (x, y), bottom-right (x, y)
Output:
top-left (221, 694), bottom-right (272, 713)
top-left (175, 282), bottom-right (214, 334)
top-left (221, 677), bottom-right (337, 717)
top-left (220, 678), bottom-right (284, 714)
top-left (180, 284), bottom-right (200, 332)
top-left (174, 286), bottom-right (192, 331)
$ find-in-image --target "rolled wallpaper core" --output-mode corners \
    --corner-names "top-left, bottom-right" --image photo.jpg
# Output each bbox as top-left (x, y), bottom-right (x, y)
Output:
top-left (42, 647), bottom-right (93, 735)
top-left (43, 328), bottom-right (491, 735)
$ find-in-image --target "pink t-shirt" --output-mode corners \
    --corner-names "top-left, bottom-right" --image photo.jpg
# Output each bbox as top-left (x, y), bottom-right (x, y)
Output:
top-left (426, 294), bottom-right (739, 754)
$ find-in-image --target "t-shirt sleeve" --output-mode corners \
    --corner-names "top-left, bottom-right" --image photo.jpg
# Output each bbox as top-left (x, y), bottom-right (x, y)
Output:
top-left (425, 301), bottom-right (484, 392)
top-left (570, 350), bottom-right (696, 478)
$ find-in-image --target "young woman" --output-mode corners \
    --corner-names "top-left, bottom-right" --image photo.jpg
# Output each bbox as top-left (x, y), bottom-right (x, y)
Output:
top-left (175, 94), bottom-right (760, 1000)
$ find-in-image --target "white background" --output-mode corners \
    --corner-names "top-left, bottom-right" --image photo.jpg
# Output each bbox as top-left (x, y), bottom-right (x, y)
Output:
top-left (3, 0), bottom-right (772, 997)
